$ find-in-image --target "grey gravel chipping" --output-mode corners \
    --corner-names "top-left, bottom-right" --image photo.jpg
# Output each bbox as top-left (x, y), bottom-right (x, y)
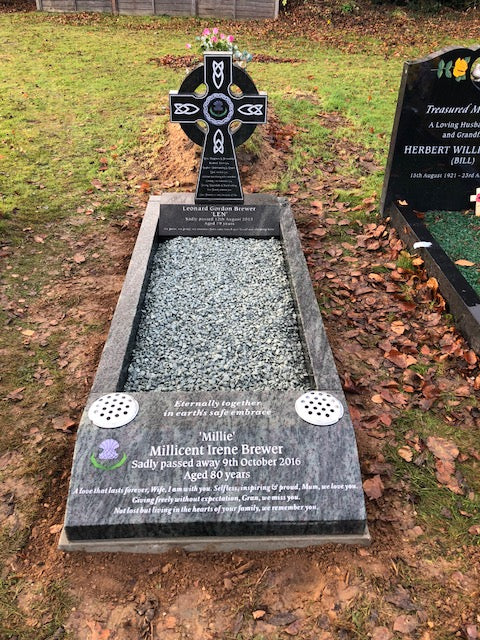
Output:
top-left (124, 236), bottom-right (310, 392)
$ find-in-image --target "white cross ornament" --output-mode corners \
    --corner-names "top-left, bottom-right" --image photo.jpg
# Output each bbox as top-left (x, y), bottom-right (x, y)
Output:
top-left (469, 187), bottom-right (480, 216)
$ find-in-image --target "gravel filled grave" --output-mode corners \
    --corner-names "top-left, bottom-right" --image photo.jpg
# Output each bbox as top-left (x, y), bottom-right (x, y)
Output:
top-left (124, 236), bottom-right (310, 392)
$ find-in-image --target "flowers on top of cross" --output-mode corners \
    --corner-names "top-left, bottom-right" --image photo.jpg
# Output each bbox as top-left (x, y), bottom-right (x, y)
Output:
top-left (186, 27), bottom-right (253, 67)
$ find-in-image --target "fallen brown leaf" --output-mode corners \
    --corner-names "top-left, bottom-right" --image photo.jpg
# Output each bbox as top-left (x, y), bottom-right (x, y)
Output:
top-left (49, 524), bottom-right (63, 534)
top-left (454, 259), bottom-right (475, 267)
top-left (252, 610), bottom-right (266, 620)
top-left (51, 416), bottom-right (76, 432)
top-left (393, 614), bottom-right (418, 634)
top-left (398, 446), bottom-right (413, 462)
top-left (435, 460), bottom-right (463, 494)
top-left (464, 350), bottom-right (478, 365)
top-left (385, 348), bottom-right (417, 369)
top-left (390, 320), bottom-right (406, 335)
top-left (73, 253), bottom-right (86, 264)
top-left (426, 436), bottom-right (459, 462)
top-left (435, 458), bottom-right (455, 483)
top-left (379, 413), bottom-right (392, 426)
top-left (426, 277), bottom-right (439, 293)
top-left (363, 475), bottom-right (384, 500)
top-left (285, 620), bottom-right (303, 636)
top-left (6, 387), bottom-right (25, 401)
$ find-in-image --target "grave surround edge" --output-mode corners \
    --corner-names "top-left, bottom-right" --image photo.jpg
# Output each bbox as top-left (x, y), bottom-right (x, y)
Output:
top-left (91, 194), bottom-right (342, 393)
top-left (385, 201), bottom-right (480, 352)
top-left (91, 196), bottom-right (162, 394)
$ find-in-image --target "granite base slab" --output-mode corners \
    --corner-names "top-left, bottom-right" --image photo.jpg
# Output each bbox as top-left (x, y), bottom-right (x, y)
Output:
top-left (59, 529), bottom-right (370, 553)
top-left (61, 194), bottom-right (368, 551)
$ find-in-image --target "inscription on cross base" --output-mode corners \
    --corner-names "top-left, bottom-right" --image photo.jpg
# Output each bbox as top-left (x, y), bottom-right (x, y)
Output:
top-left (170, 52), bottom-right (267, 204)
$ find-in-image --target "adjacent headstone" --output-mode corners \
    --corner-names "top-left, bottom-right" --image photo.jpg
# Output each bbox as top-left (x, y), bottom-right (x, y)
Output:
top-left (60, 54), bottom-right (368, 551)
top-left (381, 45), bottom-right (480, 214)
top-left (381, 45), bottom-right (480, 352)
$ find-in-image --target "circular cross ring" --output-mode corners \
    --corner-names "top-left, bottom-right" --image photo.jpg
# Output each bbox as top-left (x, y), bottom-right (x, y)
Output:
top-left (203, 93), bottom-right (234, 126)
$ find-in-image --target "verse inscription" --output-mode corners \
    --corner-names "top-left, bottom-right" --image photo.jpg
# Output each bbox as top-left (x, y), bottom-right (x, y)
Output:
top-left (75, 478), bottom-right (360, 520)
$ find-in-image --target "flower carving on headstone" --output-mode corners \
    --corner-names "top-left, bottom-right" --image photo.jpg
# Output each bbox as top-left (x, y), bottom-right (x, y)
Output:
top-left (90, 439), bottom-right (127, 470)
top-left (437, 56), bottom-right (471, 81)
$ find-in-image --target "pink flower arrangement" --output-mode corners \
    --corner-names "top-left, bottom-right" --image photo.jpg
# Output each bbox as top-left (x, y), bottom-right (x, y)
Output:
top-left (189, 27), bottom-right (252, 66)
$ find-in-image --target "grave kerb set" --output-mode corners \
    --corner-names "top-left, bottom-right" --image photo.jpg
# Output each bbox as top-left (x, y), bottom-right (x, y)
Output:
top-left (60, 53), bottom-right (368, 551)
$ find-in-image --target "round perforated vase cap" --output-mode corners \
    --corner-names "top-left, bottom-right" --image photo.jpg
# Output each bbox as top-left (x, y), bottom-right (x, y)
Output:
top-left (88, 393), bottom-right (139, 429)
top-left (295, 391), bottom-right (344, 426)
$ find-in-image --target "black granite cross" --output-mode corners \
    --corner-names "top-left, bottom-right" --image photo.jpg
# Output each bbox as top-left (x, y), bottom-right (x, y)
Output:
top-left (170, 52), bottom-right (267, 204)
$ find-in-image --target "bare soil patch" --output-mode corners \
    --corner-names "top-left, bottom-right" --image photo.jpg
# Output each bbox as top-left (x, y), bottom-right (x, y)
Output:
top-left (0, 0), bottom-right (35, 12)
top-left (150, 54), bottom-right (305, 70)
top-left (131, 111), bottom-right (291, 196)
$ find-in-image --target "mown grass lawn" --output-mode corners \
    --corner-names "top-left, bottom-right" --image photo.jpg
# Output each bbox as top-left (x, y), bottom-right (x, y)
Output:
top-left (1, 9), bottom-right (479, 639)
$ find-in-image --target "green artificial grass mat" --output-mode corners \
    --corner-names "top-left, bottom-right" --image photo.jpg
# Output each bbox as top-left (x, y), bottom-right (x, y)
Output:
top-left (424, 210), bottom-right (480, 297)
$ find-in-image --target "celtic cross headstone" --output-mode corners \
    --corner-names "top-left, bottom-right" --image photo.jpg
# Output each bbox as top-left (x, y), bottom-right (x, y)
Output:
top-left (170, 52), bottom-right (267, 204)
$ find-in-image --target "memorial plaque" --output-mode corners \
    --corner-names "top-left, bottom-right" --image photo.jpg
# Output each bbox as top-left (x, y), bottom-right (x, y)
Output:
top-left (157, 194), bottom-right (279, 237)
top-left (381, 45), bottom-right (480, 213)
top-left (65, 391), bottom-right (365, 541)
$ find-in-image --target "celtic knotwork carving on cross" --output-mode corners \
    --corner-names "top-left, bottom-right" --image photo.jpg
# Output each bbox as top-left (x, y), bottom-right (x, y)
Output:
top-left (169, 52), bottom-right (268, 203)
